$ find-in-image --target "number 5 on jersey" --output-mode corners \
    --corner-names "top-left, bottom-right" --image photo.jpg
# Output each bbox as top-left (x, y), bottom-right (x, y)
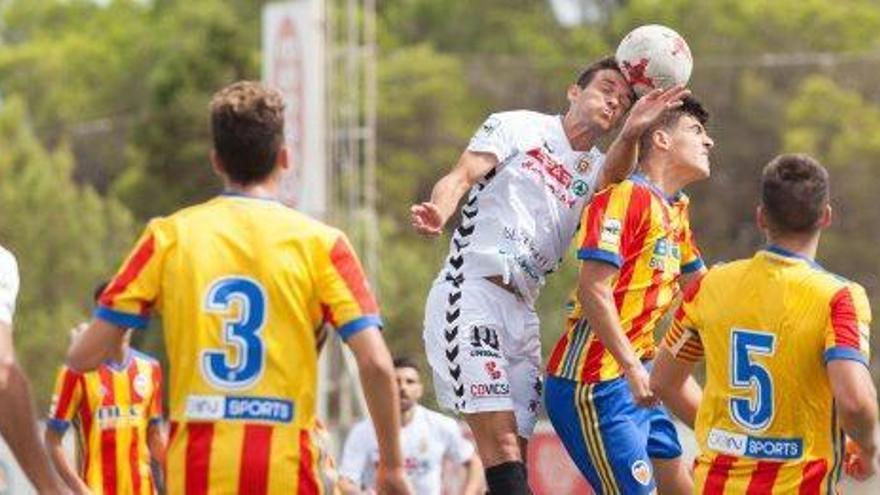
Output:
top-left (729, 328), bottom-right (777, 431)
top-left (201, 277), bottom-right (267, 389)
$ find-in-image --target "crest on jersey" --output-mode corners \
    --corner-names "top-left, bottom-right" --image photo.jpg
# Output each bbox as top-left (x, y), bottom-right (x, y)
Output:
top-left (576, 156), bottom-right (593, 175)
top-left (631, 459), bottom-right (652, 486)
top-left (133, 373), bottom-right (151, 399)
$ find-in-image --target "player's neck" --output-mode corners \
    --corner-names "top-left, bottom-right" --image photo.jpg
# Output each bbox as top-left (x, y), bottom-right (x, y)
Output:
top-left (766, 234), bottom-right (820, 261)
top-left (562, 113), bottom-right (602, 152)
top-left (110, 345), bottom-right (129, 366)
top-left (224, 180), bottom-right (281, 201)
top-left (401, 406), bottom-right (417, 426)
top-left (639, 161), bottom-right (689, 198)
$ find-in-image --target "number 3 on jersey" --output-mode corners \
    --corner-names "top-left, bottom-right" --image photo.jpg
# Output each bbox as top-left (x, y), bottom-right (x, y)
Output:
top-left (730, 328), bottom-right (776, 431)
top-left (201, 277), bottom-right (267, 389)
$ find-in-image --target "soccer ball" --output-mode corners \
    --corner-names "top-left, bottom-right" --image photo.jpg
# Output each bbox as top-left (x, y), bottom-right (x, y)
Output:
top-left (615, 24), bottom-right (693, 96)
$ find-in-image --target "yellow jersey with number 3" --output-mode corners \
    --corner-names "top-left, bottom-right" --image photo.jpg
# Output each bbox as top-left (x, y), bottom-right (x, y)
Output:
top-left (96, 194), bottom-right (381, 495)
top-left (662, 246), bottom-right (871, 494)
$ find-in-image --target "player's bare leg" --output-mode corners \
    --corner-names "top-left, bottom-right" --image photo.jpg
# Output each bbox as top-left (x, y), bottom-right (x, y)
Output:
top-left (465, 411), bottom-right (530, 494)
top-left (652, 456), bottom-right (692, 495)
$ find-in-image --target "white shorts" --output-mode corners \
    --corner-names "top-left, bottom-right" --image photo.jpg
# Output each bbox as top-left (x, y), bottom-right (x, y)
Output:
top-left (423, 277), bottom-right (542, 438)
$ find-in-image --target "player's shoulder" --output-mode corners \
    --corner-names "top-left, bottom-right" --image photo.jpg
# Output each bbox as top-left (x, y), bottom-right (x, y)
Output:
top-left (346, 417), bottom-right (375, 441)
top-left (483, 110), bottom-right (555, 134)
top-left (0, 244), bottom-right (18, 273)
top-left (418, 406), bottom-right (461, 432)
top-left (131, 349), bottom-right (160, 366)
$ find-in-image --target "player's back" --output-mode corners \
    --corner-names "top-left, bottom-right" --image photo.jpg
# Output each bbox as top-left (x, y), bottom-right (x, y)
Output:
top-left (100, 194), bottom-right (380, 494)
top-left (689, 247), bottom-right (870, 493)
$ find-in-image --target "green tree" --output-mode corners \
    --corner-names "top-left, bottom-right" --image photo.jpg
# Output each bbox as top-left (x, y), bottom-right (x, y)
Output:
top-left (0, 97), bottom-right (135, 404)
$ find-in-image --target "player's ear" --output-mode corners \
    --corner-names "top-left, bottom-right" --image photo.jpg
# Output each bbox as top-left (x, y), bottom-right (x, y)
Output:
top-left (652, 128), bottom-right (671, 152)
top-left (566, 84), bottom-right (581, 105)
top-left (276, 145), bottom-right (290, 172)
top-left (756, 204), bottom-right (767, 231)
top-left (210, 149), bottom-right (226, 178)
top-left (818, 204), bottom-right (833, 229)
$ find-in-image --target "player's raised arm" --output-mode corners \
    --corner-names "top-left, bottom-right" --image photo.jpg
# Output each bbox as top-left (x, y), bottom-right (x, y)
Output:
top-left (346, 329), bottom-right (412, 495)
top-left (598, 84), bottom-right (691, 189)
top-left (65, 318), bottom-right (126, 371)
top-left (410, 150), bottom-right (497, 236)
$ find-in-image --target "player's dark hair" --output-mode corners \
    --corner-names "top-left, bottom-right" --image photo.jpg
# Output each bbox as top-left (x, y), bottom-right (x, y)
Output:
top-left (761, 153), bottom-right (830, 234)
top-left (575, 56), bottom-right (625, 89)
top-left (93, 281), bottom-right (110, 304)
top-left (210, 81), bottom-right (285, 186)
top-left (392, 356), bottom-right (420, 373)
top-left (637, 96), bottom-right (710, 162)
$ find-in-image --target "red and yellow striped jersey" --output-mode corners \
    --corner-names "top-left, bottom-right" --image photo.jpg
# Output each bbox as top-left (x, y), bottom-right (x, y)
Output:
top-left (48, 350), bottom-right (162, 495)
top-left (662, 246), bottom-right (872, 493)
top-left (547, 175), bottom-right (703, 383)
top-left (96, 194), bottom-right (380, 495)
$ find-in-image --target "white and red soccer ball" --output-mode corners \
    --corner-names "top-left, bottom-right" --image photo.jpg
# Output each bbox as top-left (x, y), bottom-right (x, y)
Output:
top-left (615, 24), bottom-right (693, 96)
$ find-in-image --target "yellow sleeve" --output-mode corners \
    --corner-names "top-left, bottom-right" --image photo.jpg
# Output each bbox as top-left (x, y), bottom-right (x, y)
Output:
top-left (662, 274), bottom-right (705, 362)
top-left (823, 283), bottom-right (871, 366)
top-left (317, 232), bottom-right (382, 341)
top-left (47, 365), bottom-right (83, 433)
top-left (95, 219), bottom-right (172, 329)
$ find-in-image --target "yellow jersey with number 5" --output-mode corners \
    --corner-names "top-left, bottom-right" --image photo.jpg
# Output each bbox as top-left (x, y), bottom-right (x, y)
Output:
top-left (97, 193), bottom-right (380, 495)
top-left (662, 246), bottom-right (871, 494)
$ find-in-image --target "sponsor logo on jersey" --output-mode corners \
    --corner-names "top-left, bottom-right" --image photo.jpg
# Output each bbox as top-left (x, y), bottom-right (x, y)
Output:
top-left (133, 373), bottom-right (151, 399)
top-left (470, 382), bottom-right (510, 398)
top-left (707, 427), bottom-right (803, 460)
top-left (96, 405), bottom-right (144, 429)
top-left (599, 218), bottom-right (622, 250)
top-left (185, 395), bottom-right (294, 423)
top-left (522, 147), bottom-right (581, 208)
top-left (480, 116), bottom-right (501, 136)
top-left (631, 459), bottom-right (652, 486)
top-left (484, 361), bottom-right (502, 381)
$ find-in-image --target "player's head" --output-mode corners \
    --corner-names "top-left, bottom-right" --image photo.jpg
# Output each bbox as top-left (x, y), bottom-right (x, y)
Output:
top-left (758, 153), bottom-right (831, 239)
top-left (209, 81), bottom-right (288, 187)
top-left (637, 96), bottom-right (713, 183)
top-left (566, 56), bottom-right (635, 133)
top-left (393, 356), bottom-right (423, 413)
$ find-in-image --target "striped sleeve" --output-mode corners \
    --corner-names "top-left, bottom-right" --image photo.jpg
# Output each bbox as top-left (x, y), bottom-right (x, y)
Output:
top-left (577, 181), bottom-right (644, 269)
top-left (662, 273), bottom-right (705, 362)
top-left (678, 202), bottom-right (705, 274)
top-left (148, 361), bottom-right (164, 424)
top-left (47, 365), bottom-right (83, 433)
top-left (95, 219), bottom-right (169, 330)
top-left (823, 284), bottom-right (871, 366)
top-left (318, 232), bottom-right (382, 341)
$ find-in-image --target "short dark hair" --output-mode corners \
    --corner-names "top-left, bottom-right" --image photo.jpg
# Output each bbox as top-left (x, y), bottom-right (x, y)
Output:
top-left (637, 96), bottom-right (710, 161)
top-left (210, 81), bottom-right (285, 186)
top-left (393, 356), bottom-right (420, 373)
top-left (761, 154), bottom-right (830, 234)
top-left (575, 56), bottom-right (625, 89)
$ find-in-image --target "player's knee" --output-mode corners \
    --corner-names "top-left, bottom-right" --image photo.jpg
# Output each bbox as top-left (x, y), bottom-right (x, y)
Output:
top-left (475, 429), bottom-right (521, 465)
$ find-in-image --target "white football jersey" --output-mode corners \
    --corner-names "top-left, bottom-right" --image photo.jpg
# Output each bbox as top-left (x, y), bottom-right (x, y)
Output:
top-left (0, 245), bottom-right (19, 325)
top-left (338, 405), bottom-right (475, 495)
top-left (436, 110), bottom-right (605, 306)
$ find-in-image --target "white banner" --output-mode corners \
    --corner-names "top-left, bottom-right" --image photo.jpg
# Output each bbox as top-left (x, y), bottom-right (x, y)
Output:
top-left (262, 0), bottom-right (326, 217)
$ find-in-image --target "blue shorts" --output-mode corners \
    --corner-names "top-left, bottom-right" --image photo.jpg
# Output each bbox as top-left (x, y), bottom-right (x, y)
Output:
top-left (544, 374), bottom-right (682, 495)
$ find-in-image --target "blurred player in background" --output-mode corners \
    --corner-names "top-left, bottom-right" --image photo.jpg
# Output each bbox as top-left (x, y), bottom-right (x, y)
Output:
top-left (338, 356), bottom-right (482, 495)
top-left (0, 244), bottom-right (70, 494)
top-left (65, 81), bottom-right (411, 495)
top-left (545, 97), bottom-right (713, 494)
top-left (46, 282), bottom-right (165, 495)
top-left (652, 153), bottom-right (878, 492)
top-left (412, 54), bottom-right (689, 494)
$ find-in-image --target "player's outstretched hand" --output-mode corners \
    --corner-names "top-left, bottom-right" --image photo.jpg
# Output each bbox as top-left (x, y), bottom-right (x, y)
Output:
top-left (844, 437), bottom-right (879, 481)
top-left (620, 84), bottom-right (691, 139)
top-left (376, 465), bottom-right (413, 495)
top-left (410, 202), bottom-right (444, 237)
top-left (624, 364), bottom-right (659, 408)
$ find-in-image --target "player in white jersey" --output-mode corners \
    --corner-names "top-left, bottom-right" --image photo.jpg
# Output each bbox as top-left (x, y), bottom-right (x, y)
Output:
top-left (412, 56), bottom-right (690, 494)
top-left (338, 356), bottom-right (482, 495)
top-left (0, 245), bottom-right (69, 494)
